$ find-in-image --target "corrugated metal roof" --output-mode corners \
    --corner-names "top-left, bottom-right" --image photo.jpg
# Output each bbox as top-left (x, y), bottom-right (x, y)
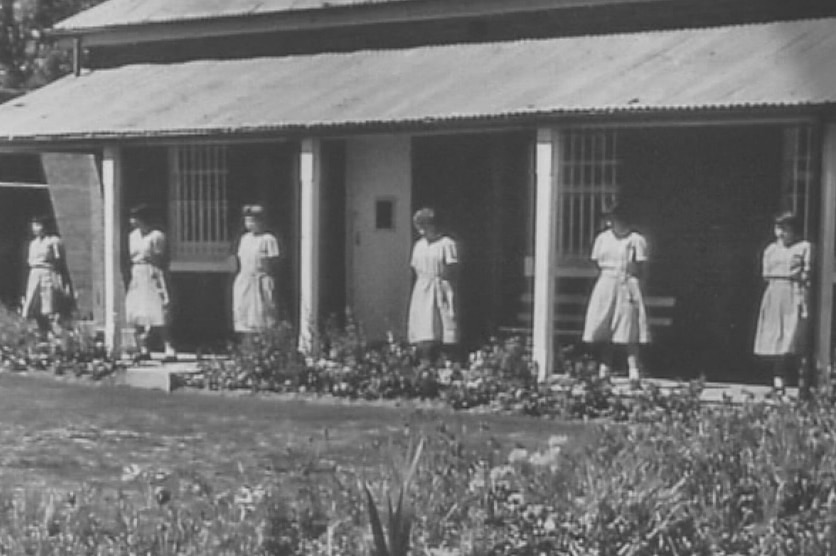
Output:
top-left (1, 17), bottom-right (834, 142)
top-left (55, 0), bottom-right (661, 30)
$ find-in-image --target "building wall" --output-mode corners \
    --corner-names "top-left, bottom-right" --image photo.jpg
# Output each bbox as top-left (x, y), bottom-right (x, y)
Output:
top-left (41, 153), bottom-right (104, 323)
top-left (345, 135), bottom-right (412, 341)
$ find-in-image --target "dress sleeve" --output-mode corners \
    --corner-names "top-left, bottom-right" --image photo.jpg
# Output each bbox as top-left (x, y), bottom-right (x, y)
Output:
top-left (761, 244), bottom-right (772, 278)
top-left (443, 237), bottom-right (459, 265)
top-left (590, 233), bottom-right (604, 262)
top-left (50, 236), bottom-right (64, 262)
top-left (150, 231), bottom-right (167, 258)
top-left (264, 234), bottom-right (280, 258)
top-left (632, 234), bottom-right (649, 262)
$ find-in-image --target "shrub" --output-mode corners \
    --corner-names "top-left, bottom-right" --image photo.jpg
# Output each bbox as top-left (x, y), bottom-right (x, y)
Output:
top-left (0, 304), bottom-right (121, 379)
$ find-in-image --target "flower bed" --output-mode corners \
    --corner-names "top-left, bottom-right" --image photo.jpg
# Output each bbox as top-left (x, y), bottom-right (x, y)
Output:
top-left (2, 313), bottom-right (836, 554)
top-left (0, 305), bottom-right (122, 380)
top-left (183, 324), bottom-right (708, 423)
top-left (2, 401), bottom-right (836, 555)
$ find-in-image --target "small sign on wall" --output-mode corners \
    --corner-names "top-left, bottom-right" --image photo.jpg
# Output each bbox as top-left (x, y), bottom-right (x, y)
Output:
top-left (375, 197), bottom-right (395, 230)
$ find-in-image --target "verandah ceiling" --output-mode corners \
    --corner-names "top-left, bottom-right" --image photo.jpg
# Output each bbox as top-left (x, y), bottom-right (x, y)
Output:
top-left (0, 17), bottom-right (834, 142)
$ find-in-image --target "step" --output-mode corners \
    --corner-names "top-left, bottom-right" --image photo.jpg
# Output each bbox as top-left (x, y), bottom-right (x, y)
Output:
top-left (119, 355), bottom-right (203, 393)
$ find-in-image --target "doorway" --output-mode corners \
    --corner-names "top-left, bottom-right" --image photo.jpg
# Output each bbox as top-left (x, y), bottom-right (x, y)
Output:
top-left (412, 132), bottom-right (531, 352)
top-left (620, 126), bottom-right (786, 382)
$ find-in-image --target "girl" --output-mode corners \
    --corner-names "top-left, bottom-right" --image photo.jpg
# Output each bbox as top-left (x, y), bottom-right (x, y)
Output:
top-left (22, 215), bottom-right (73, 337)
top-left (125, 204), bottom-right (176, 362)
top-left (233, 204), bottom-right (281, 335)
top-left (407, 207), bottom-right (459, 364)
top-left (753, 212), bottom-right (812, 394)
top-left (582, 202), bottom-right (649, 382)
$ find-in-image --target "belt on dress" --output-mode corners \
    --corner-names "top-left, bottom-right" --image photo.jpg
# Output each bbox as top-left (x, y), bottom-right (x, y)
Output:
top-left (598, 268), bottom-right (634, 279)
top-left (29, 264), bottom-right (55, 270)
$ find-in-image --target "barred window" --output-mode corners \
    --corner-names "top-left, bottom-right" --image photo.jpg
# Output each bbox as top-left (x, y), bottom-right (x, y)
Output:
top-left (557, 129), bottom-right (620, 263)
top-left (782, 125), bottom-right (816, 240)
top-left (168, 144), bottom-right (231, 270)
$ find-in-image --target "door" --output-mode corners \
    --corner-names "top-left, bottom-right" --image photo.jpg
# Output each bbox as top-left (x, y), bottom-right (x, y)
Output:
top-left (346, 135), bottom-right (413, 341)
top-left (622, 126), bottom-right (784, 381)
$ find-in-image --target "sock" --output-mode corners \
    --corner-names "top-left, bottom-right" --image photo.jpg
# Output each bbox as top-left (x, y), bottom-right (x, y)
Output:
top-left (628, 367), bottom-right (640, 381)
top-left (598, 364), bottom-right (611, 378)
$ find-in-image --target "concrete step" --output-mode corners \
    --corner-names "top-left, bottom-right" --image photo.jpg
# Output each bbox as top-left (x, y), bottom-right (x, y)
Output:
top-left (119, 353), bottom-right (204, 393)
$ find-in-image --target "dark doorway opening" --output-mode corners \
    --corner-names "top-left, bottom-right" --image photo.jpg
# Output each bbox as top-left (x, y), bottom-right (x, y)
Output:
top-left (620, 126), bottom-right (786, 383)
top-left (412, 132), bottom-right (532, 352)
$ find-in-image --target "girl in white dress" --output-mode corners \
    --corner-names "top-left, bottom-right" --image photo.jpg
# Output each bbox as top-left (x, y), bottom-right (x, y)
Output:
top-left (233, 205), bottom-right (281, 334)
top-left (753, 212), bottom-right (812, 394)
top-left (22, 215), bottom-right (73, 336)
top-left (125, 205), bottom-right (176, 362)
top-left (407, 208), bottom-right (459, 363)
top-left (582, 203), bottom-right (649, 382)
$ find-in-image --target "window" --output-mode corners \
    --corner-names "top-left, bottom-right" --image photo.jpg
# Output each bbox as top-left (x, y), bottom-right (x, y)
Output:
top-left (557, 129), bottom-right (620, 263)
top-left (168, 144), bottom-right (231, 270)
top-left (375, 198), bottom-right (395, 230)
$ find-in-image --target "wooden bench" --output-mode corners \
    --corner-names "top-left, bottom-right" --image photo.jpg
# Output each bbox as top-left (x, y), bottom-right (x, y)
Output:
top-left (506, 292), bottom-right (676, 342)
top-left (499, 262), bottom-right (676, 343)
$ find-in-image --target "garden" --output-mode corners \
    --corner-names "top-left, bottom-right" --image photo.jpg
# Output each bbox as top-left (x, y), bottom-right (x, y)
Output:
top-left (0, 308), bottom-right (835, 554)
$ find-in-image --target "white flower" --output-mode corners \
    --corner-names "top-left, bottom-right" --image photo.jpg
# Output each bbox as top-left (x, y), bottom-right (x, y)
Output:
top-left (529, 449), bottom-right (560, 471)
top-left (234, 486), bottom-right (255, 507)
top-left (508, 448), bottom-right (529, 464)
top-left (543, 515), bottom-right (557, 532)
top-left (468, 474), bottom-right (486, 492)
top-left (548, 434), bottom-right (569, 449)
top-left (489, 465), bottom-right (515, 483)
top-left (121, 464), bottom-right (142, 482)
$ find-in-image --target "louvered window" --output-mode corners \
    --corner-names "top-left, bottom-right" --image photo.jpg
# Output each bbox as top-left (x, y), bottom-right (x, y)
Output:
top-left (557, 129), bottom-right (620, 266)
top-left (168, 145), bottom-right (231, 271)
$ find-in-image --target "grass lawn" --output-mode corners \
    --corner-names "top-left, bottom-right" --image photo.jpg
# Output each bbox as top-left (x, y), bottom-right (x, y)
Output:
top-left (0, 373), bottom-right (588, 493)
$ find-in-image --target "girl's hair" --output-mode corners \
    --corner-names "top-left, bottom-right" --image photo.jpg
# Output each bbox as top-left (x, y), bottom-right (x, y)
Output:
top-left (242, 204), bottom-right (266, 219)
top-left (129, 203), bottom-right (153, 223)
top-left (413, 207), bottom-right (436, 228)
top-left (774, 211), bottom-right (799, 232)
top-left (30, 214), bottom-right (57, 234)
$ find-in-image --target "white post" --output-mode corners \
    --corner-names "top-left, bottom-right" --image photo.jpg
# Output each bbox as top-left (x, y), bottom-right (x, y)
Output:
top-left (532, 128), bottom-right (561, 382)
top-left (816, 124), bottom-right (836, 392)
top-left (299, 138), bottom-right (322, 353)
top-left (102, 146), bottom-right (124, 355)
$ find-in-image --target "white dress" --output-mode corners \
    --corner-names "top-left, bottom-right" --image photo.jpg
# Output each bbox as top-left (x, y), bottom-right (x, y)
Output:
top-left (23, 235), bottom-right (68, 318)
top-left (582, 229), bottom-right (650, 345)
top-left (753, 240), bottom-right (812, 356)
top-left (233, 232), bottom-right (280, 332)
top-left (407, 236), bottom-right (458, 344)
top-left (125, 229), bottom-right (170, 327)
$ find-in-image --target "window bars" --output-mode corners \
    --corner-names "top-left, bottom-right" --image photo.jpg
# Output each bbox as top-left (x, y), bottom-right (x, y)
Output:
top-left (782, 125), bottom-right (816, 241)
top-left (168, 144), bottom-right (230, 267)
top-left (557, 128), bottom-right (620, 262)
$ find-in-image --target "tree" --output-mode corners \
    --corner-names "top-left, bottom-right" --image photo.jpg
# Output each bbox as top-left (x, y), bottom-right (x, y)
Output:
top-left (0, 0), bottom-right (106, 91)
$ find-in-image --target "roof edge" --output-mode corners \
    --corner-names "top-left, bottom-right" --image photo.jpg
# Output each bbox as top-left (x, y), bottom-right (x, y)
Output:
top-left (0, 104), bottom-right (823, 147)
top-left (50, 0), bottom-right (668, 42)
